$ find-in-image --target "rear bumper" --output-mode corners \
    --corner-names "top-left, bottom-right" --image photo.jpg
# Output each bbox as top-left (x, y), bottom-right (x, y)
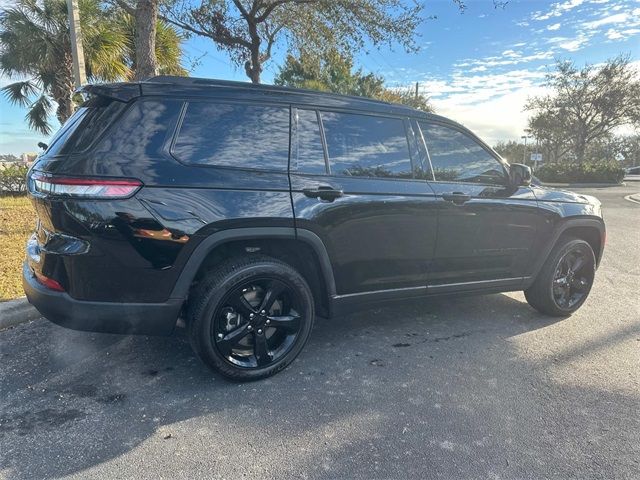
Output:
top-left (23, 262), bottom-right (182, 335)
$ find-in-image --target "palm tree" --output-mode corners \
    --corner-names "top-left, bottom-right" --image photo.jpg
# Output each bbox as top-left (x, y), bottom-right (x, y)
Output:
top-left (0, 0), bottom-right (185, 135)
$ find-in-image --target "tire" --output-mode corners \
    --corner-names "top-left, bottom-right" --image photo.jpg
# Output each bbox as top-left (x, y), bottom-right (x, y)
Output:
top-left (524, 236), bottom-right (596, 317)
top-left (187, 255), bottom-right (314, 381)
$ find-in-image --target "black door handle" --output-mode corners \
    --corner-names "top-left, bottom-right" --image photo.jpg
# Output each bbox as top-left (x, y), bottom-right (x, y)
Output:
top-left (442, 192), bottom-right (471, 205)
top-left (302, 186), bottom-right (344, 202)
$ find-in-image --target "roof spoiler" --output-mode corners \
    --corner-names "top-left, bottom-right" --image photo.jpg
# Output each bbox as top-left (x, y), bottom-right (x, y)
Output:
top-left (75, 83), bottom-right (142, 102)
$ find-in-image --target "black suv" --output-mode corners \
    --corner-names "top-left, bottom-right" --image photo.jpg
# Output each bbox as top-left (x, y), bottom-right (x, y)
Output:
top-left (23, 76), bottom-right (605, 380)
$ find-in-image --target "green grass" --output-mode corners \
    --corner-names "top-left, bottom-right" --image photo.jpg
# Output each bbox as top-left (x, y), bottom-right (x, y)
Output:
top-left (0, 196), bottom-right (36, 301)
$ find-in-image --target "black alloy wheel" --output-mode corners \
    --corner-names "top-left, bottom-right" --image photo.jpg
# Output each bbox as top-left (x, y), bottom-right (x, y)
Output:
top-left (213, 278), bottom-right (303, 369)
top-left (551, 245), bottom-right (594, 310)
top-left (524, 237), bottom-right (596, 317)
top-left (188, 255), bottom-right (314, 380)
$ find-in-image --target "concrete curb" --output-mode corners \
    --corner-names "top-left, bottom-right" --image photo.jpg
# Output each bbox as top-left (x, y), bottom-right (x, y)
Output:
top-left (542, 182), bottom-right (625, 188)
top-left (624, 194), bottom-right (640, 205)
top-left (0, 297), bottom-right (40, 331)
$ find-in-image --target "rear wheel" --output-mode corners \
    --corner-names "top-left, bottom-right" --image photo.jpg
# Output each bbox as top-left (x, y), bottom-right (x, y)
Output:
top-left (525, 237), bottom-right (596, 317)
top-left (187, 255), bottom-right (314, 380)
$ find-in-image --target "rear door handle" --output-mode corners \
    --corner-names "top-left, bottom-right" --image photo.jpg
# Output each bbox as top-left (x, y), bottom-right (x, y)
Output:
top-left (302, 186), bottom-right (344, 202)
top-left (442, 192), bottom-right (471, 205)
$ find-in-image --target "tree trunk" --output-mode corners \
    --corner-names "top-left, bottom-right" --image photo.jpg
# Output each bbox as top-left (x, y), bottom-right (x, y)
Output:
top-left (54, 66), bottom-right (75, 124)
top-left (133, 0), bottom-right (159, 80)
top-left (244, 22), bottom-right (262, 83)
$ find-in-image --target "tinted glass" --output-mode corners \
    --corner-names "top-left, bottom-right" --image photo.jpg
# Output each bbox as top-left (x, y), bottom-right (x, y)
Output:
top-left (321, 112), bottom-right (412, 179)
top-left (420, 122), bottom-right (505, 184)
top-left (294, 109), bottom-right (326, 174)
top-left (95, 99), bottom-right (183, 157)
top-left (173, 102), bottom-right (290, 170)
top-left (46, 96), bottom-right (126, 156)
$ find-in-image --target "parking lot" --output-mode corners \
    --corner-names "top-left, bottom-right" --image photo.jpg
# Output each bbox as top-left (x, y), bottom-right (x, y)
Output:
top-left (1, 185), bottom-right (638, 479)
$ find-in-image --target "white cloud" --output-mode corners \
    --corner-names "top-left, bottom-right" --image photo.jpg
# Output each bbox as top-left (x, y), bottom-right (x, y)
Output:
top-left (558, 36), bottom-right (589, 51)
top-left (532, 0), bottom-right (585, 21)
top-left (547, 23), bottom-right (562, 30)
top-left (416, 70), bottom-right (549, 144)
top-left (605, 27), bottom-right (640, 40)
top-left (583, 12), bottom-right (629, 28)
top-left (455, 50), bottom-right (555, 70)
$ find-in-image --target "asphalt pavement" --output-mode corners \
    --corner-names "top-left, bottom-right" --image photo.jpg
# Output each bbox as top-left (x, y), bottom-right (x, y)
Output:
top-left (1, 185), bottom-right (639, 479)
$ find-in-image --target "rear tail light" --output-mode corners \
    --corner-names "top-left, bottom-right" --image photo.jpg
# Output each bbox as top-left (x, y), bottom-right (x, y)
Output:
top-left (30, 172), bottom-right (142, 199)
top-left (34, 271), bottom-right (65, 292)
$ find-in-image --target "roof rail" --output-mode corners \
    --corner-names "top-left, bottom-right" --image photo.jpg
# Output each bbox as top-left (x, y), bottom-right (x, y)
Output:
top-left (143, 75), bottom-right (404, 108)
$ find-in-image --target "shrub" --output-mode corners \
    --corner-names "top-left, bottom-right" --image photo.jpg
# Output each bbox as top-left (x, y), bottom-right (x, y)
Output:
top-left (535, 162), bottom-right (625, 184)
top-left (0, 164), bottom-right (29, 195)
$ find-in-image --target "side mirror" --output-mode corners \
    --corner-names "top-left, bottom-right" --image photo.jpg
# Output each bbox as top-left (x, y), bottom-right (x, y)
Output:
top-left (37, 142), bottom-right (48, 151)
top-left (509, 163), bottom-right (532, 187)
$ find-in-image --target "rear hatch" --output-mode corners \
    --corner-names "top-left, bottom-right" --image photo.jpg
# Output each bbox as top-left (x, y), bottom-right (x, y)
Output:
top-left (26, 86), bottom-right (143, 296)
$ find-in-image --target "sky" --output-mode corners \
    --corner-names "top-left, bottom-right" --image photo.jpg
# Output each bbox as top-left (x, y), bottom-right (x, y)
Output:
top-left (1, 0), bottom-right (639, 155)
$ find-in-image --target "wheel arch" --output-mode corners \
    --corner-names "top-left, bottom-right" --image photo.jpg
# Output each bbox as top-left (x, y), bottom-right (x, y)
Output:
top-left (170, 227), bottom-right (336, 317)
top-left (525, 217), bottom-right (605, 288)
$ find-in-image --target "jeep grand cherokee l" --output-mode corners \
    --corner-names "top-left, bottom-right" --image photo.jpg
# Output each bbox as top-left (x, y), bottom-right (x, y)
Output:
top-left (23, 76), bottom-right (605, 380)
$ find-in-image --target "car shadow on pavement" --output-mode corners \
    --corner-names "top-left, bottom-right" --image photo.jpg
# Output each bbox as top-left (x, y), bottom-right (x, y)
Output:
top-left (1, 292), bottom-right (638, 479)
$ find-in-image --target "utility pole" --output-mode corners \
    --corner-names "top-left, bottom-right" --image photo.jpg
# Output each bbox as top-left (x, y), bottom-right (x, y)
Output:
top-left (415, 82), bottom-right (419, 101)
top-left (67, 0), bottom-right (86, 89)
top-left (521, 135), bottom-right (529, 165)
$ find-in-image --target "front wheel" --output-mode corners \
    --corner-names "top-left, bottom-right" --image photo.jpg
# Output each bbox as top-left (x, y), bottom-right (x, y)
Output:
top-left (525, 237), bottom-right (596, 317)
top-left (187, 255), bottom-right (314, 381)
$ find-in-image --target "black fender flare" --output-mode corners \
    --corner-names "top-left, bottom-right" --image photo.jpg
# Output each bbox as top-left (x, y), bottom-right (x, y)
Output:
top-left (524, 217), bottom-right (605, 288)
top-left (169, 227), bottom-right (336, 300)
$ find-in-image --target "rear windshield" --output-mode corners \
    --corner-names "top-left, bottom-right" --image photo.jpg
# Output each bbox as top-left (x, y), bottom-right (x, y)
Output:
top-left (45, 96), bottom-right (128, 156)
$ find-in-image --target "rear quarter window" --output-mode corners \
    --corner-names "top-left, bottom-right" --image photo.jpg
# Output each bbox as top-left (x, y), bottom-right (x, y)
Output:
top-left (172, 102), bottom-right (290, 171)
top-left (45, 96), bottom-right (127, 156)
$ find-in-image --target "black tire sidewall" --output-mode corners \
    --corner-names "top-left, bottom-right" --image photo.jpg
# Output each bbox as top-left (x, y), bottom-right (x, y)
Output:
top-left (547, 240), bottom-right (595, 312)
top-left (526, 237), bottom-right (596, 316)
top-left (189, 259), bottom-right (314, 380)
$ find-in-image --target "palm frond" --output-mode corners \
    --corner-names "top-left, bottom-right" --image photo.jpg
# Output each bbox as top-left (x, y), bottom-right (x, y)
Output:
top-left (26, 94), bottom-right (53, 135)
top-left (1, 80), bottom-right (38, 107)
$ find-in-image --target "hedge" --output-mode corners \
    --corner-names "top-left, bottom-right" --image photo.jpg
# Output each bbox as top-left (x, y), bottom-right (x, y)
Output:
top-left (535, 162), bottom-right (625, 184)
top-left (0, 164), bottom-right (29, 195)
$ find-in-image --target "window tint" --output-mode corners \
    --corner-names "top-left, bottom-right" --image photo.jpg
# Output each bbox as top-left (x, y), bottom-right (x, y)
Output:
top-left (46, 96), bottom-right (127, 156)
top-left (420, 122), bottom-right (505, 184)
top-left (95, 99), bottom-right (183, 157)
top-left (321, 112), bottom-right (412, 179)
top-left (173, 102), bottom-right (290, 170)
top-left (294, 109), bottom-right (326, 174)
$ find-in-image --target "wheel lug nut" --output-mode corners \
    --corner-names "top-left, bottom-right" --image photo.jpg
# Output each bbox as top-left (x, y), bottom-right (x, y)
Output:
top-left (257, 329), bottom-right (263, 334)
top-left (247, 325), bottom-right (252, 331)
top-left (217, 333), bottom-right (223, 339)
top-left (261, 310), bottom-right (266, 315)
top-left (265, 319), bottom-right (270, 325)
top-left (249, 313), bottom-right (255, 319)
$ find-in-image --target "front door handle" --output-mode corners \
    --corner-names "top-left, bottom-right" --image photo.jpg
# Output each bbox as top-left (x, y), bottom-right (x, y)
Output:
top-left (442, 192), bottom-right (471, 205)
top-left (302, 186), bottom-right (344, 202)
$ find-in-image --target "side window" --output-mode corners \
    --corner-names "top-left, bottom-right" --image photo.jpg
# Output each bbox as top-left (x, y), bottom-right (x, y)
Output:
top-left (321, 111), bottom-right (412, 179)
top-left (173, 102), bottom-right (290, 170)
top-left (420, 122), bottom-right (506, 184)
top-left (294, 109), bottom-right (326, 174)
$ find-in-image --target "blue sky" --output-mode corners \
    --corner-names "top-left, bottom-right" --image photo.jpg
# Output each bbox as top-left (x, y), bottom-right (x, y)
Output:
top-left (1, 0), bottom-right (639, 155)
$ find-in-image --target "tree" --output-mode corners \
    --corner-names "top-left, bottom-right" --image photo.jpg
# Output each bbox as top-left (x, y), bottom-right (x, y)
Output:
top-left (493, 140), bottom-right (528, 164)
top-left (526, 56), bottom-right (640, 163)
top-left (111, 0), bottom-right (160, 80)
top-left (0, 0), bottom-right (185, 134)
top-left (274, 50), bottom-right (433, 111)
top-left (162, 0), bottom-right (422, 84)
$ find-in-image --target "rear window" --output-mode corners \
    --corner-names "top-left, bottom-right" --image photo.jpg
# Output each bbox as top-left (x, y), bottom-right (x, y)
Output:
top-left (172, 102), bottom-right (290, 171)
top-left (320, 111), bottom-right (412, 179)
top-left (45, 96), bottom-right (127, 156)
